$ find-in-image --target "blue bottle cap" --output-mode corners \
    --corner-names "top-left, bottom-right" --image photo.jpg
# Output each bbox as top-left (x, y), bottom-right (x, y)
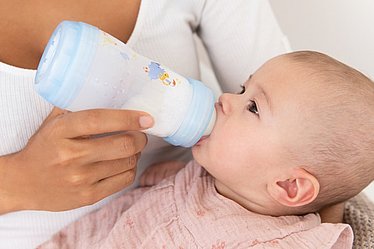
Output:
top-left (34, 21), bottom-right (99, 109)
top-left (164, 78), bottom-right (216, 147)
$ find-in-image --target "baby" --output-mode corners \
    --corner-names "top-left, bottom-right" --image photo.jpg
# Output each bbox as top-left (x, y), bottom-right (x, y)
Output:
top-left (38, 51), bottom-right (374, 248)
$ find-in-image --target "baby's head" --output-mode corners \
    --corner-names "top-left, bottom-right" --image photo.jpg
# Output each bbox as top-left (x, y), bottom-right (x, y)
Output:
top-left (192, 51), bottom-right (374, 216)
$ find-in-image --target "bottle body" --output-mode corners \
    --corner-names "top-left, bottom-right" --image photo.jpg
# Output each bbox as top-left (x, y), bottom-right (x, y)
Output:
top-left (35, 21), bottom-right (215, 147)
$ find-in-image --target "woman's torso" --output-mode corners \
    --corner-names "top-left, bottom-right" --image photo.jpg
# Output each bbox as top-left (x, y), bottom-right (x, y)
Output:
top-left (0, 0), bottom-right (205, 247)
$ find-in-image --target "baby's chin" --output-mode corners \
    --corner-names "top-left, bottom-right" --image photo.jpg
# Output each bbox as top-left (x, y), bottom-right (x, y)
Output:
top-left (191, 146), bottom-right (204, 165)
top-left (191, 146), bottom-right (199, 160)
top-left (195, 135), bottom-right (210, 146)
top-left (191, 134), bottom-right (213, 167)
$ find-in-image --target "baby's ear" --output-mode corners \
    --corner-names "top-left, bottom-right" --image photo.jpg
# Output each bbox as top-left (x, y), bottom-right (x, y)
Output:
top-left (267, 168), bottom-right (320, 207)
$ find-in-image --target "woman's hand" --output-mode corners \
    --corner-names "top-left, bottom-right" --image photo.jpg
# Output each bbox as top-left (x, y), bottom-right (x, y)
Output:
top-left (139, 160), bottom-right (185, 187)
top-left (0, 107), bottom-right (153, 214)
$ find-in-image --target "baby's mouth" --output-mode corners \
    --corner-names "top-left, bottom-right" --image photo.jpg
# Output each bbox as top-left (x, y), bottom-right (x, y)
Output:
top-left (196, 135), bottom-right (209, 145)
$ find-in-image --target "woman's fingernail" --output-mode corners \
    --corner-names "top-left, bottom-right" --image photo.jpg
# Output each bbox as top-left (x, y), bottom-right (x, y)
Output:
top-left (139, 116), bottom-right (154, 128)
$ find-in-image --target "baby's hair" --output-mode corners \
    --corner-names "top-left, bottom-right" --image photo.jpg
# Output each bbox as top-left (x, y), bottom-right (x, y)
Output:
top-left (286, 51), bottom-right (374, 212)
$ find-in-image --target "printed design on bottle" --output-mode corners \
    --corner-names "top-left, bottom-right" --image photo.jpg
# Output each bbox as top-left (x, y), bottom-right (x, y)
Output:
top-left (144, 62), bottom-right (179, 87)
top-left (101, 32), bottom-right (137, 60)
top-left (102, 32), bottom-right (119, 46)
top-left (120, 52), bottom-right (130, 60)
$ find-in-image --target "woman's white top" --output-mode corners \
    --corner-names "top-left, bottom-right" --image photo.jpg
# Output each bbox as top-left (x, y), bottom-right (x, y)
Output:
top-left (0, 0), bottom-right (289, 248)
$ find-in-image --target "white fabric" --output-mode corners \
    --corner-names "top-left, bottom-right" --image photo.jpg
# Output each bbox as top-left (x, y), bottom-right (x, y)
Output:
top-left (0, 0), bottom-right (290, 248)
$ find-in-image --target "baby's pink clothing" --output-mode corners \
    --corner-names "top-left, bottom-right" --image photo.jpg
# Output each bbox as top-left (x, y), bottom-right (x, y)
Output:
top-left (38, 161), bottom-right (353, 248)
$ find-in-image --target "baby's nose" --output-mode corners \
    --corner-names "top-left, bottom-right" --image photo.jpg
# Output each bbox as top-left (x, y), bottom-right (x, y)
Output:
top-left (218, 93), bottom-right (235, 114)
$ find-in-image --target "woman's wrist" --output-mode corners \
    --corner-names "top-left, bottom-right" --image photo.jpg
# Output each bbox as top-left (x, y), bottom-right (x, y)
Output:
top-left (0, 153), bottom-right (24, 214)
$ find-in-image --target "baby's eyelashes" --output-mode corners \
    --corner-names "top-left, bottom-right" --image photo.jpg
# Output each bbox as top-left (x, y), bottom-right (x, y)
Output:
top-left (247, 100), bottom-right (259, 115)
top-left (238, 84), bottom-right (246, 94)
top-left (237, 84), bottom-right (259, 115)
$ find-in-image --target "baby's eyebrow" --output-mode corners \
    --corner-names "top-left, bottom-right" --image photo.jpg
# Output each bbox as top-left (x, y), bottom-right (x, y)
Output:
top-left (257, 83), bottom-right (271, 114)
top-left (247, 74), bottom-right (253, 84)
top-left (243, 74), bottom-right (253, 87)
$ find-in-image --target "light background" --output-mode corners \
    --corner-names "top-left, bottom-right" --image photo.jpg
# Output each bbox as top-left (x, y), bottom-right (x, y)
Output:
top-left (197, 0), bottom-right (374, 202)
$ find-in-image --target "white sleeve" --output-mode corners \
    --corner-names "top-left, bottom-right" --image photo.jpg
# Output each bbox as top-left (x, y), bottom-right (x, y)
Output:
top-left (197, 0), bottom-right (291, 93)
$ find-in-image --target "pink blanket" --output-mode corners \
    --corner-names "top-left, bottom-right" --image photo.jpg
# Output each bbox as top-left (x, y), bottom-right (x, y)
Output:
top-left (38, 161), bottom-right (353, 248)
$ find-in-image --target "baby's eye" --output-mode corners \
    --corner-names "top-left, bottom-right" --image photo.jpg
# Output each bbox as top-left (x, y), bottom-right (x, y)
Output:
top-left (247, 100), bottom-right (259, 115)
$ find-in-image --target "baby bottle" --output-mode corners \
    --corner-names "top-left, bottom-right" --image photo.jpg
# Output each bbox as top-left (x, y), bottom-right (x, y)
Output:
top-left (35, 21), bottom-right (216, 147)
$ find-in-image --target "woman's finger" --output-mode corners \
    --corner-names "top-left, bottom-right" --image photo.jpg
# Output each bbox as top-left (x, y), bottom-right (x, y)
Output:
top-left (53, 109), bottom-right (153, 138)
top-left (93, 168), bottom-right (137, 200)
top-left (74, 131), bottom-right (147, 163)
top-left (88, 154), bottom-right (140, 182)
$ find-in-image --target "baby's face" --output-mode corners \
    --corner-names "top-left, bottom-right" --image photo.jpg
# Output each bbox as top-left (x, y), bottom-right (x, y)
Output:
top-left (192, 55), bottom-right (314, 204)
